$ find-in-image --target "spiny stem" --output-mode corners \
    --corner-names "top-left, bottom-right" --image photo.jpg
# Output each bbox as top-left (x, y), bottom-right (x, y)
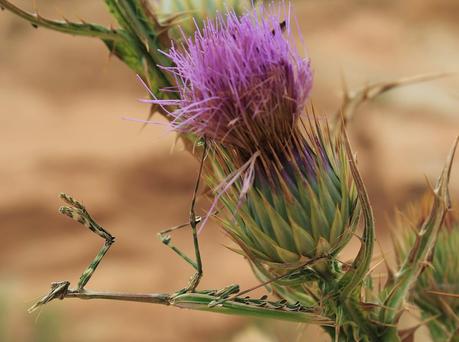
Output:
top-left (0, 0), bottom-right (123, 41)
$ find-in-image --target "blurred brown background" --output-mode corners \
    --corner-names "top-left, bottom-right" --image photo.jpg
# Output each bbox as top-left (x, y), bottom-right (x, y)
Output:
top-left (0, 1), bottom-right (458, 341)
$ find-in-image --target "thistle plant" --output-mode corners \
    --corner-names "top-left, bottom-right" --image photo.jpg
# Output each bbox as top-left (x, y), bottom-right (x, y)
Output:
top-left (393, 195), bottom-right (459, 341)
top-left (3, 1), bottom-right (459, 341)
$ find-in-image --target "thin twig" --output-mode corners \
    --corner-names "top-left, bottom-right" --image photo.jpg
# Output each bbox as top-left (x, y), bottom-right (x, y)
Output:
top-left (333, 72), bottom-right (456, 131)
top-left (28, 281), bottom-right (170, 313)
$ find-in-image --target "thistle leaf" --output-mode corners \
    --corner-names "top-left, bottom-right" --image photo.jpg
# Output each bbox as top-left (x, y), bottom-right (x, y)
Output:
top-left (0, 0), bottom-right (122, 40)
top-left (337, 122), bottom-right (375, 299)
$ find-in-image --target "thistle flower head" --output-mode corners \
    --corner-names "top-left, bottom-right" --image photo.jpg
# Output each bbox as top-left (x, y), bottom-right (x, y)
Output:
top-left (393, 194), bottom-right (459, 340)
top-left (153, 4), bottom-right (358, 306)
top-left (155, 6), bottom-right (313, 152)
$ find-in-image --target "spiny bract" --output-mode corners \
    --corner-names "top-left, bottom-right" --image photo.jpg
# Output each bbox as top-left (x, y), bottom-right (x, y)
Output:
top-left (393, 194), bottom-right (459, 341)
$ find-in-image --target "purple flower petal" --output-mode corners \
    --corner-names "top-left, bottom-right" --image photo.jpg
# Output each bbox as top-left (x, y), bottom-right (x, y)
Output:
top-left (153, 4), bottom-right (313, 152)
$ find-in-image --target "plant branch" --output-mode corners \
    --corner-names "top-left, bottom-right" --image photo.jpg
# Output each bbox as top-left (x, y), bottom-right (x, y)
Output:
top-left (0, 0), bottom-right (124, 41)
top-left (333, 72), bottom-right (455, 132)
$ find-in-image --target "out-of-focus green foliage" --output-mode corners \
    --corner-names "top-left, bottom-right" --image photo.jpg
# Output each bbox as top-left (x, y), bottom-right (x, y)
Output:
top-left (393, 195), bottom-right (459, 342)
top-left (153, 0), bottom-right (251, 38)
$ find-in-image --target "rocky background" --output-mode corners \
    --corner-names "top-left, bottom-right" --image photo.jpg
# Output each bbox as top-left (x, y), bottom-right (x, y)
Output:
top-left (0, 0), bottom-right (458, 341)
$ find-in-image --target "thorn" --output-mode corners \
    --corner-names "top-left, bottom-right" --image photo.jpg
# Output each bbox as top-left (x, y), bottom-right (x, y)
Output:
top-left (423, 175), bottom-right (435, 195)
top-left (419, 260), bottom-right (434, 270)
top-left (377, 239), bottom-right (394, 284)
top-left (425, 290), bottom-right (459, 299)
top-left (31, 23), bottom-right (38, 29)
top-left (351, 231), bottom-right (364, 243)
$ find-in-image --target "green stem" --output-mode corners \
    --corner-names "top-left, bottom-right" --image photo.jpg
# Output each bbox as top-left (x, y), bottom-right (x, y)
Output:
top-left (104, 0), bottom-right (172, 86)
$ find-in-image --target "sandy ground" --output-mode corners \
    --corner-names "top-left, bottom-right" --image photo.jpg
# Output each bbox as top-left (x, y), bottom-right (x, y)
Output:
top-left (0, 1), bottom-right (458, 341)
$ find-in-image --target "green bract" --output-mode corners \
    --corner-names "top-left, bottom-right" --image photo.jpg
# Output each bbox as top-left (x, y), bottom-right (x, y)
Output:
top-left (207, 121), bottom-right (360, 307)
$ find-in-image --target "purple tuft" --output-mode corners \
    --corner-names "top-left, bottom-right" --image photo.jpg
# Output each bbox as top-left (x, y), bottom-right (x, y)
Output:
top-left (151, 5), bottom-right (313, 152)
